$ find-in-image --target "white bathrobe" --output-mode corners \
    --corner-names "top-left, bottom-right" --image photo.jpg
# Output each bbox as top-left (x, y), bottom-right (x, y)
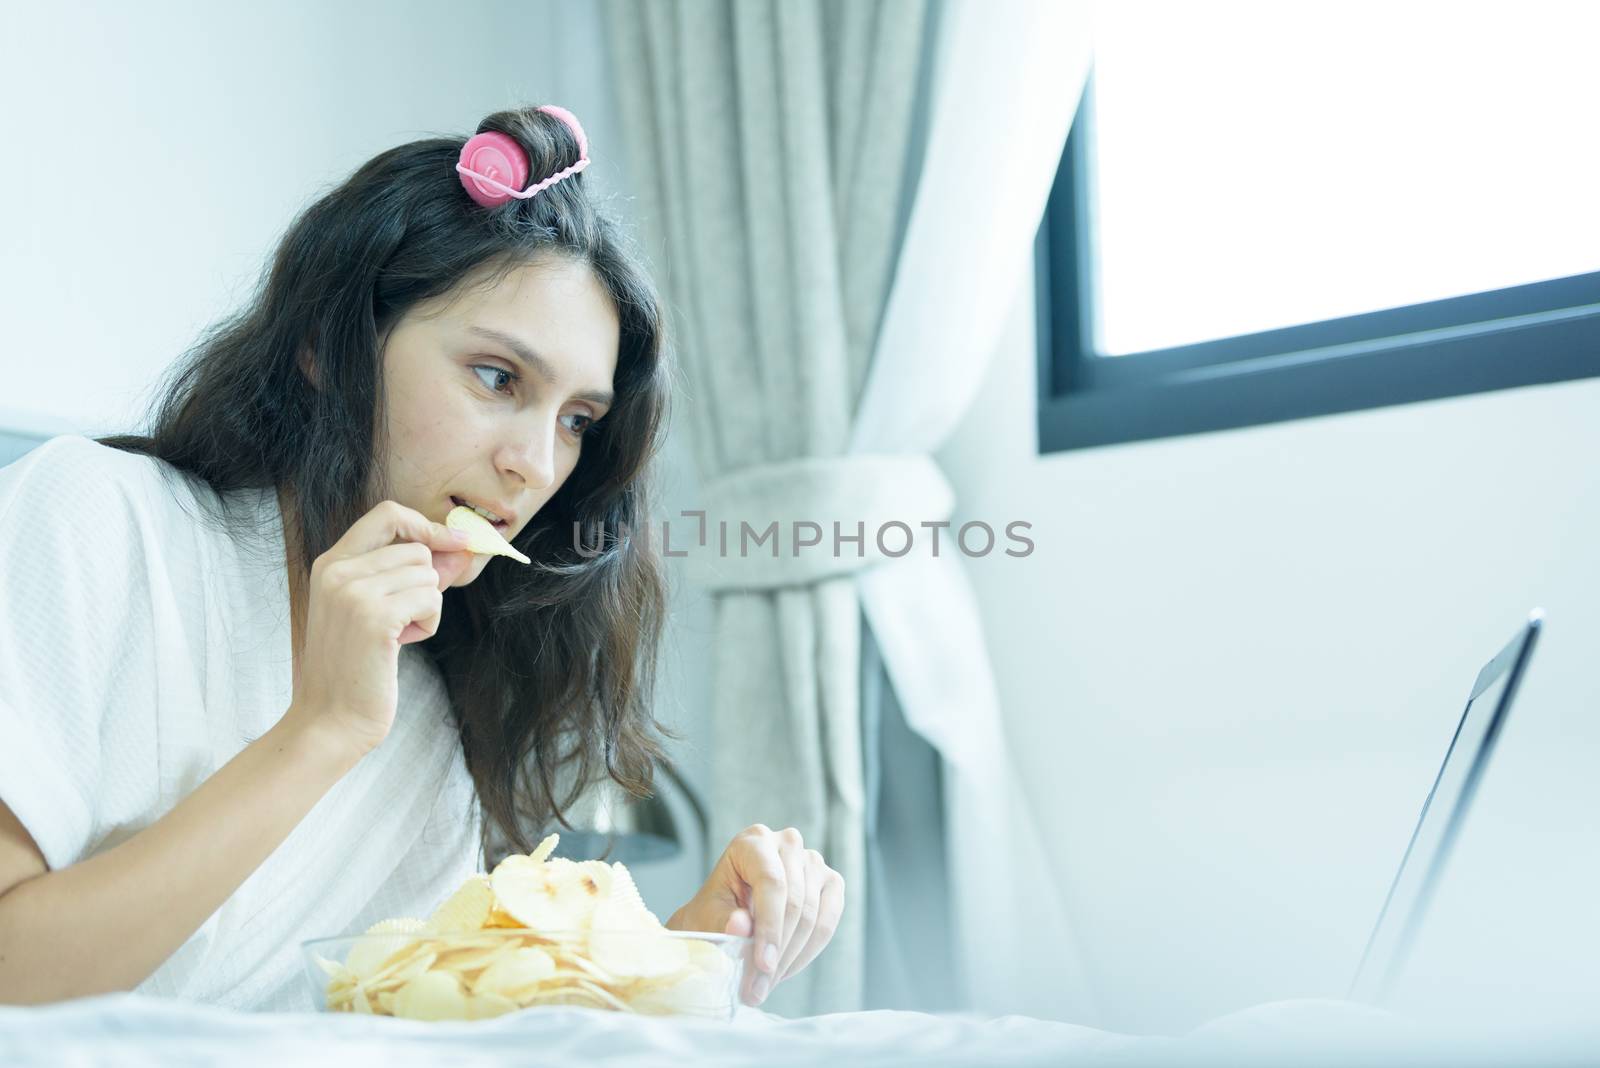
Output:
top-left (0, 435), bottom-right (481, 1010)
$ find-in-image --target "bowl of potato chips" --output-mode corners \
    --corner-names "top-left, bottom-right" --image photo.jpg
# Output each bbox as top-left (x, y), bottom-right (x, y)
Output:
top-left (302, 834), bottom-right (747, 1021)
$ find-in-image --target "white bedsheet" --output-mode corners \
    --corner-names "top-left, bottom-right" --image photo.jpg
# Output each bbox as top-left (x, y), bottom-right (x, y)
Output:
top-left (1, 994), bottom-right (1592, 1067)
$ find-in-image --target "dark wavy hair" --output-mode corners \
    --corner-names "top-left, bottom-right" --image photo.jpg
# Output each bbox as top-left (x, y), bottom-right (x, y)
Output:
top-left (97, 105), bottom-right (678, 861)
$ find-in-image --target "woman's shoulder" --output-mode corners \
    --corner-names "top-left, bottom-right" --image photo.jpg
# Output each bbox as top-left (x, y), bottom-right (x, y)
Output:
top-left (2, 433), bottom-right (170, 495)
top-left (0, 434), bottom-right (211, 553)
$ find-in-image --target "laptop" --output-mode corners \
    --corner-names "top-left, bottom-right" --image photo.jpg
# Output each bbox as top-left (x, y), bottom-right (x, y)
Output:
top-left (1346, 609), bottom-right (1544, 1006)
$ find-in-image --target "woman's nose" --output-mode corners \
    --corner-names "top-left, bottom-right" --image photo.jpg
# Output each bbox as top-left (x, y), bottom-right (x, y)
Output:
top-left (502, 422), bottom-right (558, 490)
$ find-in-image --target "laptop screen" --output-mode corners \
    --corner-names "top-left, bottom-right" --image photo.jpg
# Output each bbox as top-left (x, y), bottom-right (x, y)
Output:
top-left (1347, 614), bottom-right (1541, 1004)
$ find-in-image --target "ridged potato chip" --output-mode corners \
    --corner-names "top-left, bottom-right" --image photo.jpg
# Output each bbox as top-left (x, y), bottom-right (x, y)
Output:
top-left (607, 861), bottom-right (649, 913)
top-left (445, 505), bottom-right (530, 564)
top-left (528, 833), bottom-right (559, 864)
top-left (428, 874), bottom-right (495, 933)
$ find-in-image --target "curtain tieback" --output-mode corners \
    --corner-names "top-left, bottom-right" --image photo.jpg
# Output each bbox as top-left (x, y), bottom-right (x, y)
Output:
top-left (677, 453), bottom-right (955, 593)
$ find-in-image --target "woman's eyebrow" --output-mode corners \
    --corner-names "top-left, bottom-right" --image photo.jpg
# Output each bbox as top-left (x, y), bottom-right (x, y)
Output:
top-left (467, 325), bottom-right (614, 406)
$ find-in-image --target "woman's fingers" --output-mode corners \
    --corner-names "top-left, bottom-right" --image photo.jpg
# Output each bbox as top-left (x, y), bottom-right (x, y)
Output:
top-left (724, 907), bottom-right (753, 938)
top-left (733, 829), bottom-right (789, 1006)
top-left (331, 499), bottom-right (471, 560)
top-left (336, 541), bottom-right (433, 576)
top-left (356, 564), bottom-right (440, 598)
top-left (379, 584), bottom-right (445, 645)
top-left (774, 850), bottom-right (825, 982)
top-left (719, 826), bottom-right (846, 1004)
top-left (431, 549), bottom-right (475, 589)
top-left (346, 543), bottom-right (470, 585)
top-left (774, 830), bottom-right (808, 970)
top-left (317, 522), bottom-right (475, 591)
top-left (335, 545), bottom-right (473, 598)
top-left (777, 867), bottom-right (844, 983)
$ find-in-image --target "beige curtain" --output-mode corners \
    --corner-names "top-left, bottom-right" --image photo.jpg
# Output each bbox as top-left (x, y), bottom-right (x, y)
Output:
top-left (604, 0), bottom-right (933, 1015)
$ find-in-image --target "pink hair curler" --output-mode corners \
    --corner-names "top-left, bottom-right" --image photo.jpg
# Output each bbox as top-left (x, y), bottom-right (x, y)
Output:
top-left (456, 105), bottom-right (591, 208)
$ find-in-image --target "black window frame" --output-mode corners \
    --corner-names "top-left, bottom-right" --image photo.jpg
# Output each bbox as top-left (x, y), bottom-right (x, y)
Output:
top-left (1037, 70), bottom-right (1600, 454)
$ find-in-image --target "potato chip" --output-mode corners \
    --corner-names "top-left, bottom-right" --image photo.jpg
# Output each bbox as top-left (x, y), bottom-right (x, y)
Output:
top-left (684, 936), bottom-right (735, 975)
top-left (350, 985), bottom-right (374, 1015)
top-left (528, 979), bottom-right (631, 1012)
top-left (528, 833), bottom-right (559, 864)
top-left (394, 970), bottom-right (471, 1021)
top-left (589, 897), bottom-right (659, 934)
top-left (467, 992), bottom-right (521, 1020)
top-left (587, 896), bottom-right (687, 979)
top-left (483, 906), bottom-right (525, 929)
top-left (445, 505), bottom-right (531, 564)
top-left (574, 860), bottom-right (616, 900)
top-left (590, 930), bottom-right (688, 979)
top-left (563, 976), bottom-right (636, 1013)
top-left (473, 946), bottom-right (558, 998)
top-left (491, 855), bottom-right (611, 932)
top-left (533, 988), bottom-right (608, 1011)
top-left (430, 937), bottom-right (516, 974)
top-left (563, 952), bottom-right (625, 986)
top-left (428, 874), bottom-right (495, 933)
top-left (607, 862), bottom-right (650, 914)
top-left (368, 948), bottom-right (439, 989)
top-left (344, 922), bottom-right (426, 979)
top-left (628, 965), bottom-right (731, 1018)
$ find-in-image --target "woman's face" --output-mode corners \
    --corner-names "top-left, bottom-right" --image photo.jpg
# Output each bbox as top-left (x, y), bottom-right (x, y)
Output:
top-left (378, 252), bottom-right (619, 587)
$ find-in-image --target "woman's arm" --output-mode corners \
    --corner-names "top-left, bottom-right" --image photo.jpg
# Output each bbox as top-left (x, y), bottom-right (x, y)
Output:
top-left (0, 715), bottom-right (363, 1004)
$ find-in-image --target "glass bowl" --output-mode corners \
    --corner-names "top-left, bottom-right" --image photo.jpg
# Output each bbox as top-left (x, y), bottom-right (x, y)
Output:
top-left (301, 927), bottom-right (748, 1021)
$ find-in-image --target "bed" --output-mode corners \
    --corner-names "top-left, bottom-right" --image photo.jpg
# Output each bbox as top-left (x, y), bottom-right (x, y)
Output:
top-left (0, 992), bottom-right (1584, 1067)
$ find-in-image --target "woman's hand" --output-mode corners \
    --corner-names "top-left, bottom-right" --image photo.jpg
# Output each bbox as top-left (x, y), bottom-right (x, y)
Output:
top-left (283, 500), bottom-right (475, 759)
top-left (665, 824), bottom-right (845, 1007)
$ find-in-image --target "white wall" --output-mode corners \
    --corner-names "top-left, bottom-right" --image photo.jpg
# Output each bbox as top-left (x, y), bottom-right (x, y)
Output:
top-left (938, 257), bottom-right (1600, 1034)
top-left (0, 0), bottom-right (713, 918)
top-left (1, 0), bottom-right (575, 436)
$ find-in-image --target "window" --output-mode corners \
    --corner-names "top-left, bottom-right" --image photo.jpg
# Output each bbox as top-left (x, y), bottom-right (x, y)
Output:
top-left (1037, 1), bottom-right (1600, 452)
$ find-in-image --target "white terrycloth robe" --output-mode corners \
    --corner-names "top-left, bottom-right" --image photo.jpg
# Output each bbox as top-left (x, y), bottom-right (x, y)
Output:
top-left (0, 435), bottom-right (482, 1010)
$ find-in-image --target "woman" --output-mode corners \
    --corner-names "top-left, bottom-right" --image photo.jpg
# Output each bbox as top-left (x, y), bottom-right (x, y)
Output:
top-left (0, 105), bottom-right (842, 1011)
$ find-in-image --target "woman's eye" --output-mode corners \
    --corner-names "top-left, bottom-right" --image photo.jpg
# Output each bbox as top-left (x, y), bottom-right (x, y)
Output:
top-left (561, 412), bottom-right (596, 437)
top-left (471, 364), bottom-right (517, 394)
top-left (473, 364), bottom-right (597, 436)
